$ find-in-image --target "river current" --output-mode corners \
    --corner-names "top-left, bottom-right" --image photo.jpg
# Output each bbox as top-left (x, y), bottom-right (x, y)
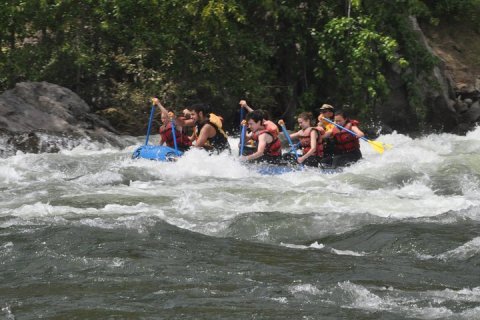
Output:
top-left (1, 128), bottom-right (480, 319)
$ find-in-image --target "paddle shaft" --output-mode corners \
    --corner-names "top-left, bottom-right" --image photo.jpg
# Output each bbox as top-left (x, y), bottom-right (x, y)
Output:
top-left (170, 118), bottom-right (179, 153)
top-left (144, 105), bottom-right (155, 145)
top-left (239, 108), bottom-right (245, 156)
top-left (239, 123), bottom-right (246, 156)
top-left (240, 107), bottom-right (244, 123)
top-left (322, 117), bottom-right (367, 142)
top-left (280, 124), bottom-right (298, 160)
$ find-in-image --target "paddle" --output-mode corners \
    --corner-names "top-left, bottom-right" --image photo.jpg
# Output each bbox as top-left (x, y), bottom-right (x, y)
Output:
top-left (168, 112), bottom-right (179, 154)
top-left (239, 120), bottom-right (247, 156)
top-left (240, 107), bottom-right (245, 125)
top-left (144, 102), bottom-right (156, 146)
top-left (278, 119), bottom-right (299, 161)
top-left (322, 117), bottom-right (392, 154)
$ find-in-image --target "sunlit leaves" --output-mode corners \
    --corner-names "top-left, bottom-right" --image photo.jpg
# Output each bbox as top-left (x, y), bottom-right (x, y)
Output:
top-left (317, 16), bottom-right (408, 112)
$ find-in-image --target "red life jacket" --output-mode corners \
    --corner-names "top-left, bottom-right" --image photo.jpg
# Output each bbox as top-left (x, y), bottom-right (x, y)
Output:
top-left (332, 119), bottom-right (360, 154)
top-left (159, 122), bottom-right (192, 149)
top-left (252, 128), bottom-right (281, 157)
top-left (263, 120), bottom-right (279, 137)
top-left (299, 127), bottom-right (325, 157)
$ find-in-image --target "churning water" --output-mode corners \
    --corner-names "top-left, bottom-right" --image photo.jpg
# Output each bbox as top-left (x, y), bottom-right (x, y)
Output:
top-left (1, 128), bottom-right (480, 319)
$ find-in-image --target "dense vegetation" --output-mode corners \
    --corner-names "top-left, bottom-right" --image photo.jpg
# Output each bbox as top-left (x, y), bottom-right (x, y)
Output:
top-left (1, 0), bottom-right (479, 132)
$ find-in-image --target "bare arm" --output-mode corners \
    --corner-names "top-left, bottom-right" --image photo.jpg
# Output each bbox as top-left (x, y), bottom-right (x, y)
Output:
top-left (289, 129), bottom-right (302, 140)
top-left (351, 125), bottom-right (364, 138)
top-left (152, 98), bottom-right (169, 118)
top-left (245, 133), bottom-right (271, 161)
top-left (239, 100), bottom-right (254, 113)
top-left (298, 130), bottom-right (318, 164)
top-left (195, 123), bottom-right (216, 148)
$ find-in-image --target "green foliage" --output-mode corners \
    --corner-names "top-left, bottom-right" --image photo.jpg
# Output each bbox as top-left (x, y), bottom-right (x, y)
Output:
top-left (0, 0), bottom-right (471, 132)
top-left (425, 0), bottom-right (480, 27)
top-left (317, 16), bottom-right (407, 116)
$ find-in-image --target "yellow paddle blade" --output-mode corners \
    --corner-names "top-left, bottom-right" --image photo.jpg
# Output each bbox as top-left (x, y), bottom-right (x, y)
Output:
top-left (367, 139), bottom-right (386, 154)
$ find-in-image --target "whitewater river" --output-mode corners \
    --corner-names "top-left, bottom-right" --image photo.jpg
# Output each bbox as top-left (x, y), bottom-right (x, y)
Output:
top-left (1, 128), bottom-right (480, 319)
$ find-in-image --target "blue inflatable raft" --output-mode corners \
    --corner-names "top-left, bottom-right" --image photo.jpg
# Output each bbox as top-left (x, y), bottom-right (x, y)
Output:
top-left (132, 145), bottom-right (183, 162)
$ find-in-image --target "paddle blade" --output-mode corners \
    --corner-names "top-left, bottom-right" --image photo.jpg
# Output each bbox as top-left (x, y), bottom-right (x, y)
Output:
top-left (367, 139), bottom-right (386, 154)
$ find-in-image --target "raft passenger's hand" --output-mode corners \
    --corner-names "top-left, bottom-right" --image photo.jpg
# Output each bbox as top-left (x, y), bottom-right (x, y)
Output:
top-left (152, 97), bottom-right (162, 107)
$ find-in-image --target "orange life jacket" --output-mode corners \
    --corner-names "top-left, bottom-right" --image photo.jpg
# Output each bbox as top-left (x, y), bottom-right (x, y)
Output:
top-left (299, 127), bottom-right (325, 157)
top-left (332, 119), bottom-right (360, 154)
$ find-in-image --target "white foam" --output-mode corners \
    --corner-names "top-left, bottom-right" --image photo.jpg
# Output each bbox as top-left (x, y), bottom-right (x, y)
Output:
top-left (0, 242), bottom-right (14, 257)
top-left (5, 201), bottom-right (157, 220)
top-left (337, 281), bottom-right (385, 309)
top-left (436, 237), bottom-right (480, 261)
top-left (425, 287), bottom-right (480, 303)
top-left (269, 297), bottom-right (288, 304)
top-left (309, 241), bottom-right (325, 249)
top-left (330, 247), bottom-right (366, 256)
top-left (0, 165), bottom-right (24, 184)
top-left (1, 305), bottom-right (15, 320)
top-left (279, 241), bottom-right (365, 256)
top-left (2, 128), bottom-right (480, 238)
top-left (332, 281), bottom-right (480, 318)
top-left (280, 243), bottom-right (310, 249)
top-left (75, 171), bottom-right (124, 186)
top-left (289, 283), bottom-right (322, 295)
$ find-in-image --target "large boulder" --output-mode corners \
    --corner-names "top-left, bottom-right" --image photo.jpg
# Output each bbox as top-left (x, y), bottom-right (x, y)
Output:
top-left (0, 82), bottom-right (127, 156)
top-left (376, 17), bottom-right (479, 135)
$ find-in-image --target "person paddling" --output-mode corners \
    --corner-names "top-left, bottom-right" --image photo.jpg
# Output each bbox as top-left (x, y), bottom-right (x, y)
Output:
top-left (288, 112), bottom-right (325, 166)
top-left (317, 104), bottom-right (336, 160)
top-left (240, 110), bottom-right (282, 163)
top-left (324, 110), bottom-right (364, 167)
top-left (152, 98), bottom-right (193, 151)
top-left (239, 100), bottom-right (280, 156)
top-left (190, 103), bottom-right (231, 154)
top-left (239, 100), bottom-right (279, 136)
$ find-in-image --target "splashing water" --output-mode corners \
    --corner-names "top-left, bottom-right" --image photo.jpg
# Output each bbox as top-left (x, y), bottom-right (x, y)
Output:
top-left (1, 128), bottom-right (480, 319)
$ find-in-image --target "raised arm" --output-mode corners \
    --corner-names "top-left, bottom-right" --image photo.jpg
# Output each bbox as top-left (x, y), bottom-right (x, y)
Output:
top-left (152, 97), bottom-right (169, 118)
top-left (239, 100), bottom-right (254, 113)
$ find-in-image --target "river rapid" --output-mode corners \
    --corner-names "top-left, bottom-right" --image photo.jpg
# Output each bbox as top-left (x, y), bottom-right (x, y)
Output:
top-left (1, 128), bottom-right (480, 319)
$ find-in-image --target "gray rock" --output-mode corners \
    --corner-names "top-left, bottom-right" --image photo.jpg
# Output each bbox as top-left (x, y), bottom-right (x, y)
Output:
top-left (453, 98), bottom-right (470, 113)
top-left (461, 101), bottom-right (480, 124)
top-left (0, 82), bottom-right (127, 156)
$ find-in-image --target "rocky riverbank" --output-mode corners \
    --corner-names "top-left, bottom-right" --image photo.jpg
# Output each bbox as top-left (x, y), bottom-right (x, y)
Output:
top-left (0, 82), bottom-right (130, 157)
top-left (420, 18), bottom-right (480, 134)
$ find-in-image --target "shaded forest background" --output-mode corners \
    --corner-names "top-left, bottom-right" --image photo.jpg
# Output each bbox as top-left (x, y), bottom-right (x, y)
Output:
top-left (1, 0), bottom-right (479, 134)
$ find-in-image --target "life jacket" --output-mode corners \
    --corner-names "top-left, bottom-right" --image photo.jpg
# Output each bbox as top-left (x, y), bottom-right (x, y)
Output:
top-left (299, 127), bottom-right (325, 157)
top-left (332, 119), bottom-right (360, 154)
top-left (251, 126), bottom-right (281, 157)
top-left (263, 120), bottom-right (279, 137)
top-left (320, 117), bottom-right (335, 132)
top-left (159, 122), bottom-right (192, 149)
top-left (195, 113), bottom-right (230, 152)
